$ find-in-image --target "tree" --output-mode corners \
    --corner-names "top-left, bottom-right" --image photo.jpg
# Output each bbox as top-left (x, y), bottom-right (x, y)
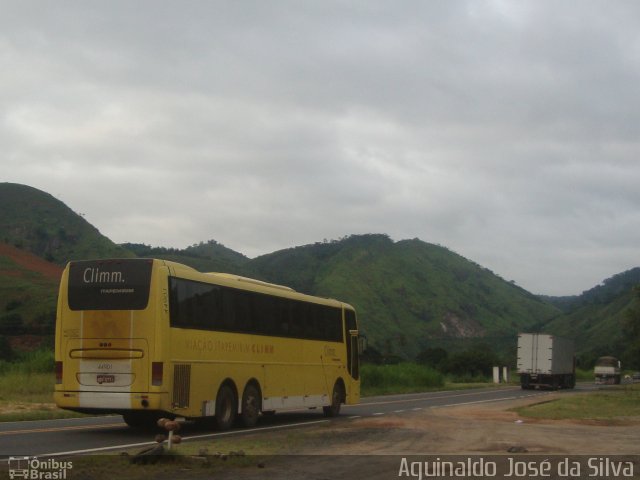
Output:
top-left (416, 347), bottom-right (448, 370)
top-left (622, 286), bottom-right (640, 369)
top-left (0, 312), bottom-right (24, 335)
top-left (445, 345), bottom-right (499, 378)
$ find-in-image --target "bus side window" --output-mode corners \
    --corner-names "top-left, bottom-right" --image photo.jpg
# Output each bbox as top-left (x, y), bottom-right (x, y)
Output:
top-left (276, 297), bottom-right (291, 336)
top-left (288, 300), bottom-right (302, 337)
top-left (169, 278), bottom-right (221, 330)
top-left (330, 307), bottom-right (343, 342)
top-left (169, 278), bottom-right (193, 327)
top-left (234, 290), bottom-right (252, 332)
top-left (194, 283), bottom-right (221, 329)
top-left (254, 294), bottom-right (275, 335)
top-left (220, 288), bottom-right (237, 331)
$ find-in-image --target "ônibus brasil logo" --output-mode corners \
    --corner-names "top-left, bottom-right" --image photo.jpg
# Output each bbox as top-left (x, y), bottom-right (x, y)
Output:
top-left (8, 457), bottom-right (72, 479)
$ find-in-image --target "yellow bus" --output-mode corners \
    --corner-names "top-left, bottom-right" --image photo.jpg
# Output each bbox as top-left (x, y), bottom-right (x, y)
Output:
top-left (54, 258), bottom-right (360, 429)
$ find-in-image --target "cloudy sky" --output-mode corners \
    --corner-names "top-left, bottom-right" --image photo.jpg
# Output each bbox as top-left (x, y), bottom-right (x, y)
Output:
top-left (3, 1), bottom-right (640, 296)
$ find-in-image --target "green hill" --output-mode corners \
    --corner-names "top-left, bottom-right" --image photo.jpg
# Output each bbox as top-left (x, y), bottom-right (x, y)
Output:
top-left (0, 183), bottom-right (134, 263)
top-left (0, 183), bottom-right (135, 338)
top-left (248, 234), bottom-right (561, 358)
top-left (2, 182), bottom-right (638, 365)
top-left (122, 240), bottom-right (250, 274)
top-left (541, 268), bottom-right (640, 367)
top-left (0, 243), bottom-right (62, 337)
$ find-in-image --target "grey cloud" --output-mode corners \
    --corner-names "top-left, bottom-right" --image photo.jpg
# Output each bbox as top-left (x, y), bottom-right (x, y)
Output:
top-left (2, 1), bottom-right (640, 295)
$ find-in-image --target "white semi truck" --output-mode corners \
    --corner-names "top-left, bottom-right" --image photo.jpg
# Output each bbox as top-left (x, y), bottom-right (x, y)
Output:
top-left (594, 356), bottom-right (621, 385)
top-left (517, 333), bottom-right (576, 390)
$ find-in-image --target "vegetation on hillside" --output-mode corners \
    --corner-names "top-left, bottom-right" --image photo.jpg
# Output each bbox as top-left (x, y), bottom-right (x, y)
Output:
top-left (122, 239), bottom-right (250, 274)
top-left (621, 286), bottom-right (640, 369)
top-left (0, 182), bottom-right (133, 263)
top-left (248, 234), bottom-right (559, 358)
top-left (541, 268), bottom-right (640, 369)
top-left (0, 183), bottom-right (134, 331)
top-left (1, 182), bottom-right (639, 369)
top-left (0, 244), bottom-right (59, 336)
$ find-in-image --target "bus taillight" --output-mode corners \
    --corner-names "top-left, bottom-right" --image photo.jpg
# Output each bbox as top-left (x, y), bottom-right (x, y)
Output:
top-left (55, 361), bottom-right (63, 384)
top-left (152, 362), bottom-right (163, 386)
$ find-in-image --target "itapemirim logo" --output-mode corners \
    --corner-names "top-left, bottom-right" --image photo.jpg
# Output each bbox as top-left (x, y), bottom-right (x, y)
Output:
top-left (8, 457), bottom-right (72, 479)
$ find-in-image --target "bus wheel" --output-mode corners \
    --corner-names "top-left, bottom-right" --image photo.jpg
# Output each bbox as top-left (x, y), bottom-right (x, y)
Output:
top-left (323, 382), bottom-right (343, 417)
top-left (240, 384), bottom-right (261, 428)
top-left (215, 385), bottom-right (237, 430)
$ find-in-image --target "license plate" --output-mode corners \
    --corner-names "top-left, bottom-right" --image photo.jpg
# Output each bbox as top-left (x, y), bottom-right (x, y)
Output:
top-left (97, 374), bottom-right (116, 384)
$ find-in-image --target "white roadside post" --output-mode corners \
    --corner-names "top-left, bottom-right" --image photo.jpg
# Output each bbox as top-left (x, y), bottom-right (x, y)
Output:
top-left (493, 366), bottom-right (500, 384)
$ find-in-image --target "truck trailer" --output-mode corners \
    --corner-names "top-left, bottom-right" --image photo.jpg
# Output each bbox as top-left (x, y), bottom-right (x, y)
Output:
top-left (517, 333), bottom-right (575, 390)
top-left (594, 356), bottom-right (621, 385)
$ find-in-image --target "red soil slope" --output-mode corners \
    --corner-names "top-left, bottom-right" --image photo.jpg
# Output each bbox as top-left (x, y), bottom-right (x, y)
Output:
top-left (0, 242), bottom-right (63, 280)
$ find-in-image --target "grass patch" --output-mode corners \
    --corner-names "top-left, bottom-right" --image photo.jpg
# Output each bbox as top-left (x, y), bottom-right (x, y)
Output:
top-left (0, 371), bottom-right (53, 403)
top-left (0, 348), bottom-right (56, 403)
top-left (0, 347), bottom-right (86, 421)
top-left (0, 408), bottom-right (87, 422)
top-left (361, 362), bottom-right (445, 396)
top-left (513, 384), bottom-right (640, 421)
top-left (0, 368), bottom-right (88, 421)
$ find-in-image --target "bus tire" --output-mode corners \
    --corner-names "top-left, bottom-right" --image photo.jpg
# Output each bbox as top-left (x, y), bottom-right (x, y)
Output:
top-left (240, 384), bottom-right (261, 428)
top-left (323, 382), bottom-right (343, 417)
top-left (215, 384), bottom-right (237, 431)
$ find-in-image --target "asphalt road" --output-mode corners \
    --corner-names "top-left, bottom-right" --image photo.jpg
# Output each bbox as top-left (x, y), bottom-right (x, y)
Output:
top-left (0, 383), bottom-right (598, 460)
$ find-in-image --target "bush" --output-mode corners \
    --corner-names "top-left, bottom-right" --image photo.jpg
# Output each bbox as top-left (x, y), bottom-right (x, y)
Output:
top-left (575, 367), bottom-right (594, 381)
top-left (416, 347), bottom-right (448, 369)
top-left (5, 299), bottom-right (23, 311)
top-left (0, 312), bottom-right (24, 334)
top-left (361, 362), bottom-right (444, 395)
top-left (14, 348), bottom-right (55, 374)
top-left (0, 335), bottom-right (14, 361)
top-left (447, 373), bottom-right (492, 383)
top-left (444, 347), bottom-right (499, 378)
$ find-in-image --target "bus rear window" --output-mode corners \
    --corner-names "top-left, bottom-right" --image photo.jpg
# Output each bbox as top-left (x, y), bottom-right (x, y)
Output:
top-left (68, 259), bottom-right (153, 311)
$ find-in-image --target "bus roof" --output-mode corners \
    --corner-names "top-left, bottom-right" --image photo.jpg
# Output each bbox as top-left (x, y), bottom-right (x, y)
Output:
top-left (206, 273), bottom-right (294, 292)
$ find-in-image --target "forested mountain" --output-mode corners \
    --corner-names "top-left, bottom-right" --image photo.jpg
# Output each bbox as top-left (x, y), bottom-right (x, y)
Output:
top-left (1, 182), bottom-right (638, 365)
top-left (105, 234), bottom-right (566, 357)
top-left (0, 183), bottom-right (133, 340)
top-left (540, 268), bottom-right (640, 367)
top-left (0, 183), bottom-right (133, 263)
top-left (0, 242), bottom-right (61, 338)
top-left (122, 240), bottom-right (250, 274)
top-left (246, 234), bottom-right (560, 357)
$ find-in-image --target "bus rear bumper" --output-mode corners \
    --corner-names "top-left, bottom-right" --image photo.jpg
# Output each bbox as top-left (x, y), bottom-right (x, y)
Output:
top-left (54, 391), bottom-right (168, 413)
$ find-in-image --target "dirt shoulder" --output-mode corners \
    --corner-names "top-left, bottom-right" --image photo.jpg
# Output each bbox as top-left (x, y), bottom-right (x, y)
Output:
top-left (104, 393), bottom-right (640, 480)
top-left (13, 394), bottom-right (637, 480)
top-left (275, 394), bottom-right (640, 456)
